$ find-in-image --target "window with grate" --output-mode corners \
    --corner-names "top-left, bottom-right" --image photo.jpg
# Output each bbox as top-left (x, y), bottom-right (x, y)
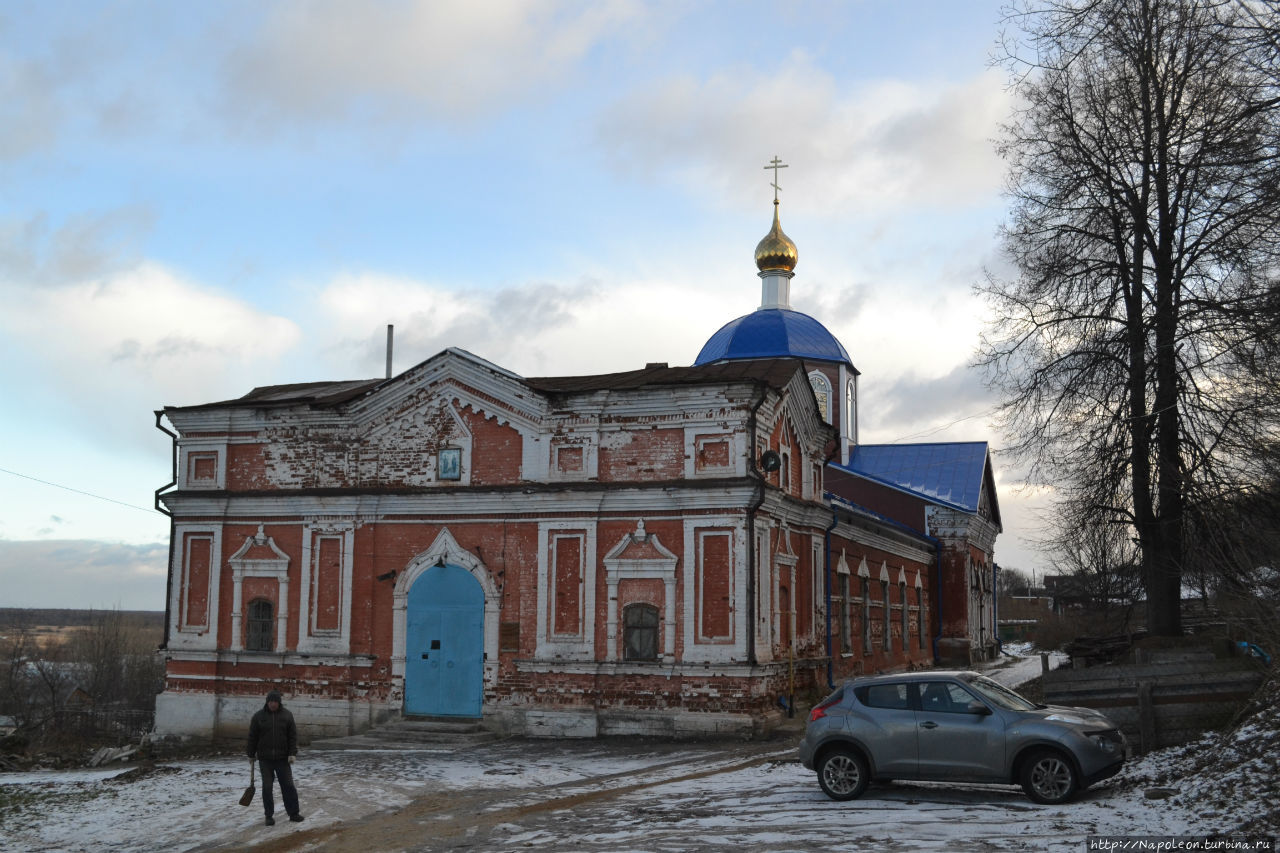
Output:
top-left (247, 599), bottom-right (274, 652)
top-left (838, 574), bottom-right (851, 653)
top-left (901, 581), bottom-right (909, 653)
top-left (918, 585), bottom-right (928, 650)
top-left (882, 580), bottom-right (891, 652)
top-left (862, 578), bottom-right (871, 653)
top-left (623, 603), bottom-right (659, 661)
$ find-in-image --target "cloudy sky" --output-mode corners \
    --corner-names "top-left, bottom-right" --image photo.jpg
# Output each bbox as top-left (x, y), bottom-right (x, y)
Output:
top-left (0, 0), bottom-right (1052, 610)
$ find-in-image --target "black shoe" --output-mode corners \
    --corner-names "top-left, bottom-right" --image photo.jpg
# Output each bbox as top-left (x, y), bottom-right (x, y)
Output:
top-left (265, 816), bottom-right (275, 826)
top-left (288, 814), bottom-right (304, 823)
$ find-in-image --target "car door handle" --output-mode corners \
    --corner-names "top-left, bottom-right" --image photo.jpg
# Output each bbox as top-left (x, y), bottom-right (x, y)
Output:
top-left (920, 721), bottom-right (938, 729)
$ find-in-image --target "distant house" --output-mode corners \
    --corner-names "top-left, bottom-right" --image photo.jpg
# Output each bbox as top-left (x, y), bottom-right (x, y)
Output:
top-left (152, 200), bottom-right (1001, 740)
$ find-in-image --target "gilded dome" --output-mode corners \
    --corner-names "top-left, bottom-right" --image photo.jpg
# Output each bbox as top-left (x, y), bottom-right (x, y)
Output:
top-left (754, 200), bottom-right (798, 272)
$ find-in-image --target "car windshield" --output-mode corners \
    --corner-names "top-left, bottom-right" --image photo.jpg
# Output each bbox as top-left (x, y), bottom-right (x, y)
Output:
top-left (964, 675), bottom-right (1039, 711)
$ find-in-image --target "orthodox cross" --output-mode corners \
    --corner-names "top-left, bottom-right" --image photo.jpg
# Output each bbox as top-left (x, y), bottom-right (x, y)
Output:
top-left (764, 156), bottom-right (788, 202)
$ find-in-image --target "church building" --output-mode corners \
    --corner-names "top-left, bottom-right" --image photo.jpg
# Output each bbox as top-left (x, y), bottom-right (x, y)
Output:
top-left (153, 180), bottom-right (1001, 740)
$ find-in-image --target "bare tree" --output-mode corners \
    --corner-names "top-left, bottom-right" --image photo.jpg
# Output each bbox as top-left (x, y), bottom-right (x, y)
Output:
top-left (981, 0), bottom-right (1280, 635)
top-left (66, 609), bottom-right (165, 711)
top-left (997, 566), bottom-right (1035, 597)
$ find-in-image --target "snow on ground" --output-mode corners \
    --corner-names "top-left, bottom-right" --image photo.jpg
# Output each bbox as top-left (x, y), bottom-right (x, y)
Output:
top-left (979, 641), bottom-right (1068, 688)
top-left (2, 646), bottom-right (1273, 852)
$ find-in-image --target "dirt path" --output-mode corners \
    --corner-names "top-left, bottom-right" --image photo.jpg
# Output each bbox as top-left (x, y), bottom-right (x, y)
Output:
top-left (211, 750), bottom-right (790, 853)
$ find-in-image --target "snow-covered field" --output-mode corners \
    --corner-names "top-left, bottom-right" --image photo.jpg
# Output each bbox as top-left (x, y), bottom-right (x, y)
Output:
top-left (2, 646), bottom-right (1274, 852)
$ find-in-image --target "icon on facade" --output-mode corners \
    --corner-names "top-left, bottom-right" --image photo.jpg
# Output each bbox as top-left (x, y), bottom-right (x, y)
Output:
top-left (439, 448), bottom-right (461, 480)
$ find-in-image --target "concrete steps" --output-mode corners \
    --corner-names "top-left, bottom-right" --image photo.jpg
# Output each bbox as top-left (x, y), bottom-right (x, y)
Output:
top-left (308, 716), bottom-right (498, 751)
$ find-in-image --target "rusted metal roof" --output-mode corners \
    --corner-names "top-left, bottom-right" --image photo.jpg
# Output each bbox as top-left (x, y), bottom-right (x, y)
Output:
top-left (166, 378), bottom-right (384, 411)
top-left (524, 358), bottom-right (808, 394)
top-left (166, 356), bottom-right (809, 413)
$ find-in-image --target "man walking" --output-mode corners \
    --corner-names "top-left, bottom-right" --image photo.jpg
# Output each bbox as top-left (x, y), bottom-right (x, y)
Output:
top-left (247, 690), bottom-right (304, 826)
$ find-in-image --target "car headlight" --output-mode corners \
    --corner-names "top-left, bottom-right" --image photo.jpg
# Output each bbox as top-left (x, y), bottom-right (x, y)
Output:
top-left (1087, 730), bottom-right (1122, 753)
top-left (1045, 713), bottom-right (1087, 725)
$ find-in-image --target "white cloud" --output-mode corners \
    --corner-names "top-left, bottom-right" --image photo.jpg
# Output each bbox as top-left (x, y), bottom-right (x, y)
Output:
top-left (0, 539), bottom-right (168, 610)
top-left (224, 0), bottom-right (645, 124)
top-left (313, 268), bottom-right (737, 379)
top-left (0, 262), bottom-right (301, 439)
top-left (596, 56), bottom-right (1009, 213)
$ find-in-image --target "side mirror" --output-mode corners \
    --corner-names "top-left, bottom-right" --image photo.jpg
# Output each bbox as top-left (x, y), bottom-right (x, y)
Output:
top-left (966, 701), bottom-right (992, 716)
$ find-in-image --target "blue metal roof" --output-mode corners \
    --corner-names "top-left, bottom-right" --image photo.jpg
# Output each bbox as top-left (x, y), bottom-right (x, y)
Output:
top-left (840, 442), bottom-right (990, 513)
top-left (694, 308), bottom-right (852, 366)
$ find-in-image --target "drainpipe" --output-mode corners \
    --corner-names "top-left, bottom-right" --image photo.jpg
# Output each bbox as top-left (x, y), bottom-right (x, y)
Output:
top-left (745, 382), bottom-right (769, 668)
top-left (154, 411), bottom-right (177, 652)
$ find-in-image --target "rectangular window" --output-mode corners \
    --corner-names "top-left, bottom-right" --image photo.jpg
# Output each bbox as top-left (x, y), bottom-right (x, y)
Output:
top-left (624, 604), bottom-right (659, 661)
top-left (246, 599), bottom-right (273, 652)
top-left (838, 574), bottom-right (851, 653)
top-left (812, 541), bottom-right (824, 631)
top-left (901, 581), bottom-right (909, 654)
top-left (882, 580), bottom-right (891, 652)
top-left (918, 586), bottom-right (927, 650)
top-left (862, 578), bottom-right (871, 654)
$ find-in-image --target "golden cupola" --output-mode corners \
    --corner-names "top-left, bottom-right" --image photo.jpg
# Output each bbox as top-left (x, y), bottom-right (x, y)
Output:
top-left (754, 199), bottom-right (798, 273)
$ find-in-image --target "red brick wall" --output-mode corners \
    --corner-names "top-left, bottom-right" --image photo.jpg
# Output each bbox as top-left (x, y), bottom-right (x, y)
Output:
top-left (598, 428), bottom-right (684, 481)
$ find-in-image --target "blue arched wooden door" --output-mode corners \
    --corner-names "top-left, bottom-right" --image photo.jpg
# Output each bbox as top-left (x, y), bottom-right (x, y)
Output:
top-left (405, 564), bottom-right (484, 717)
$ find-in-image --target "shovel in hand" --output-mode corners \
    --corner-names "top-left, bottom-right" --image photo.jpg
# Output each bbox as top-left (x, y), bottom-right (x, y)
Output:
top-left (240, 760), bottom-right (256, 806)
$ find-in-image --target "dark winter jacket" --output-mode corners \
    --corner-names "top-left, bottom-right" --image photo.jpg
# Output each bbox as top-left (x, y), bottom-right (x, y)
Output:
top-left (247, 691), bottom-right (297, 761)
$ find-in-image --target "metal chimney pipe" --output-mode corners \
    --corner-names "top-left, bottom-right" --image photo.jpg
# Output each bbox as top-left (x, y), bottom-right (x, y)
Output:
top-left (385, 324), bottom-right (394, 379)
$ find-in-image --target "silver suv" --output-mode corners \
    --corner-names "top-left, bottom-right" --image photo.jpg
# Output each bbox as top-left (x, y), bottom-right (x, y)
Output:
top-left (798, 671), bottom-right (1125, 804)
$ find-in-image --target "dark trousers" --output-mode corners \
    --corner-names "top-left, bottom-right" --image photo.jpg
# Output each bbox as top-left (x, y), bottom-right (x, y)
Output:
top-left (258, 758), bottom-right (300, 818)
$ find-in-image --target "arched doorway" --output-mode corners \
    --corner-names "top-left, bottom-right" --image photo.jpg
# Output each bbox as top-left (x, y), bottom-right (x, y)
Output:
top-left (404, 563), bottom-right (484, 717)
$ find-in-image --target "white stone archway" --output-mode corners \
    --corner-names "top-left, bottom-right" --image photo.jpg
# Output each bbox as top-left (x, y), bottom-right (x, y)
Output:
top-left (391, 528), bottom-right (500, 698)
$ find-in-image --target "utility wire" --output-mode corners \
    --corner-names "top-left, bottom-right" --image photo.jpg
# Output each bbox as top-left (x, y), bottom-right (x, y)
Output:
top-left (883, 404), bottom-right (1001, 444)
top-left (0, 466), bottom-right (158, 515)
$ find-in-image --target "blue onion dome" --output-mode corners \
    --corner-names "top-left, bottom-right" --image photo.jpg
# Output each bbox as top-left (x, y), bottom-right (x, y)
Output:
top-left (694, 308), bottom-right (852, 365)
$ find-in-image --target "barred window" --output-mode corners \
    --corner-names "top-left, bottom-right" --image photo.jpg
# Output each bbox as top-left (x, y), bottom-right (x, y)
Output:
top-left (882, 580), bottom-right (891, 652)
top-left (247, 599), bottom-right (273, 652)
top-left (623, 603), bottom-right (659, 661)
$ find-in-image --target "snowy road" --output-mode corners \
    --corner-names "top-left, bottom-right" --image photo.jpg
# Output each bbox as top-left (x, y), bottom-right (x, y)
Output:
top-left (1, 648), bottom-right (1261, 852)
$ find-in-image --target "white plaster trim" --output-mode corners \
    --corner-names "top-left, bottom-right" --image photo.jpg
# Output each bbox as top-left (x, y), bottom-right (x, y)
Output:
top-left (602, 520), bottom-right (678, 662)
top-left (297, 519), bottom-right (355, 654)
top-left (178, 440), bottom-right (226, 490)
top-left (754, 524), bottom-right (773, 663)
top-left (547, 434), bottom-right (599, 482)
top-left (682, 515), bottom-right (747, 662)
top-left (227, 525), bottom-right (290, 653)
top-left (836, 549), bottom-right (850, 575)
top-left (684, 428), bottom-right (743, 479)
top-left (391, 527), bottom-right (500, 691)
top-left (535, 520), bottom-right (598, 660)
top-left (169, 524), bottom-right (222, 651)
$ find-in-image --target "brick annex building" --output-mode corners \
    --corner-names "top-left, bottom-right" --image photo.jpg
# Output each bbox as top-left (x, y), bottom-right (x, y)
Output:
top-left (153, 197), bottom-right (1002, 740)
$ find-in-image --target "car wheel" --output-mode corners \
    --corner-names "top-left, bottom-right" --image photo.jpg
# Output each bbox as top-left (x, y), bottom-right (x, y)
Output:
top-left (1020, 748), bottom-right (1078, 804)
top-left (816, 747), bottom-right (869, 801)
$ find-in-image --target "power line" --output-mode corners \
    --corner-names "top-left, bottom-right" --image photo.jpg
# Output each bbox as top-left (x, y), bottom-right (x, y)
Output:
top-left (0, 466), bottom-right (158, 515)
top-left (884, 404), bottom-right (1001, 444)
